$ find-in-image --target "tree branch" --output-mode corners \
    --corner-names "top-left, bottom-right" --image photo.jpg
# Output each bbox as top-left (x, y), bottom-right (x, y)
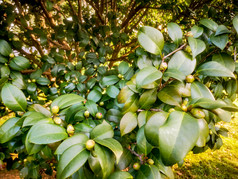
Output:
top-left (162, 43), bottom-right (187, 62)
top-left (21, 69), bottom-right (51, 75)
top-left (86, 0), bottom-right (105, 24)
top-left (39, 0), bottom-right (55, 28)
top-left (127, 147), bottom-right (144, 164)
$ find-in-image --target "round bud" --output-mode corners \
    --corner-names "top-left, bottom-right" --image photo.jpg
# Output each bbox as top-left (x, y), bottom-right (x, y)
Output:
top-left (118, 74), bottom-right (123, 79)
top-left (86, 139), bottom-right (95, 151)
top-left (147, 159), bottom-right (154, 165)
top-left (96, 112), bottom-right (103, 119)
top-left (31, 79), bottom-right (36, 83)
top-left (186, 31), bottom-right (193, 37)
top-left (181, 104), bottom-right (187, 112)
top-left (190, 108), bottom-right (205, 119)
top-left (67, 124), bottom-right (75, 134)
top-left (169, 108), bottom-right (175, 113)
top-left (54, 117), bottom-right (62, 125)
top-left (52, 106), bottom-right (60, 114)
top-left (84, 110), bottom-right (90, 118)
top-left (94, 65), bottom-right (97, 69)
top-left (186, 75), bottom-right (195, 83)
top-left (17, 111), bottom-right (24, 116)
top-left (28, 79), bottom-right (31, 83)
top-left (64, 70), bottom-right (67, 74)
top-left (99, 101), bottom-right (104, 106)
top-left (133, 162), bottom-right (141, 170)
top-left (159, 62), bottom-right (168, 71)
top-left (9, 53), bottom-right (14, 58)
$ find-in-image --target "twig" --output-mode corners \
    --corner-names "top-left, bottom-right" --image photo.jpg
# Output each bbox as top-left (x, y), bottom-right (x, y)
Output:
top-left (137, 108), bottom-right (163, 112)
top-left (127, 147), bottom-right (144, 164)
top-left (198, 48), bottom-right (219, 65)
top-left (234, 47), bottom-right (237, 62)
top-left (21, 69), bottom-right (51, 75)
top-left (162, 43), bottom-right (186, 62)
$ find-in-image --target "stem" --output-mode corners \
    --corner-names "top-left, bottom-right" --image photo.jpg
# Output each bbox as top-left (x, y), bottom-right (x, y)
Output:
top-left (137, 108), bottom-right (163, 112)
top-left (162, 43), bottom-right (186, 62)
top-left (234, 47), bottom-right (237, 62)
top-left (127, 147), bottom-right (144, 164)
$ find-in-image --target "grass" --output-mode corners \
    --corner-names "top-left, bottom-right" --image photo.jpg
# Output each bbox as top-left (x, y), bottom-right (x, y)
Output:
top-left (173, 114), bottom-right (238, 179)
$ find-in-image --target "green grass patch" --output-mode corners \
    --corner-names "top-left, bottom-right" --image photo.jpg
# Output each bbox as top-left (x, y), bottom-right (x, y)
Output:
top-left (173, 115), bottom-right (238, 178)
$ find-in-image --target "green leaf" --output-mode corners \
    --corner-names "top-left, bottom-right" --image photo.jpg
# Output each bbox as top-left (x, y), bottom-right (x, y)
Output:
top-left (1, 65), bottom-right (10, 78)
top-left (145, 112), bottom-right (169, 146)
top-left (108, 171), bottom-right (133, 179)
top-left (137, 165), bottom-right (161, 179)
top-left (1, 83), bottom-right (27, 111)
top-left (22, 111), bottom-right (49, 127)
top-left (212, 108), bottom-right (231, 122)
top-left (167, 22), bottom-right (183, 46)
top-left (136, 126), bottom-right (153, 155)
top-left (197, 61), bottom-right (235, 78)
top-left (138, 26), bottom-right (164, 55)
top-left (168, 51), bottom-right (196, 76)
top-left (120, 112), bottom-right (137, 136)
top-left (85, 100), bottom-right (98, 117)
top-left (55, 133), bottom-right (89, 155)
top-left (0, 40), bottom-right (12, 56)
top-left (137, 55), bottom-right (153, 69)
top-left (51, 94), bottom-right (85, 110)
top-left (117, 148), bottom-right (133, 170)
top-left (188, 37), bottom-right (206, 58)
top-left (30, 69), bottom-right (42, 79)
top-left (163, 69), bottom-right (186, 82)
top-left (233, 15), bottom-right (238, 34)
top-left (199, 19), bottom-right (218, 31)
top-left (138, 111), bottom-right (151, 128)
top-left (102, 75), bottom-right (119, 86)
top-left (159, 111), bottom-right (199, 165)
top-left (212, 53), bottom-right (235, 72)
top-left (36, 77), bottom-right (50, 86)
top-left (57, 144), bottom-right (89, 179)
top-left (0, 55), bottom-right (8, 63)
top-left (191, 81), bottom-right (215, 100)
top-left (136, 66), bottom-right (162, 88)
top-left (0, 117), bottom-right (20, 143)
top-left (210, 34), bottom-right (228, 50)
top-left (106, 86), bottom-right (120, 98)
top-left (117, 86), bottom-right (134, 104)
top-left (87, 89), bottom-right (102, 102)
top-left (65, 104), bottom-right (86, 124)
top-left (157, 86), bottom-right (182, 106)
top-left (191, 25), bottom-right (203, 38)
top-left (215, 25), bottom-right (230, 36)
top-left (118, 61), bottom-right (130, 75)
top-left (30, 104), bottom-right (52, 117)
top-left (122, 94), bottom-right (139, 114)
top-left (139, 89), bottom-right (157, 109)
top-left (28, 123), bottom-right (68, 144)
top-left (27, 83), bottom-right (37, 94)
top-left (9, 56), bottom-right (30, 71)
top-left (196, 118), bottom-right (209, 147)
top-left (190, 98), bottom-right (226, 109)
top-left (106, 109), bottom-right (122, 124)
top-left (10, 71), bottom-right (26, 89)
top-left (95, 138), bottom-right (123, 163)
top-left (90, 120), bottom-right (114, 140)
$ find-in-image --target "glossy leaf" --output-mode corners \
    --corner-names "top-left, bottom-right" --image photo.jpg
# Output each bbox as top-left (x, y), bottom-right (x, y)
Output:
top-left (30, 104), bottom-right (51, 117)
top-left (55, 133), bottom-right (89, 155)
top-left (191, 25), bottom-right (203, 38)
top-left (199, 19), bottom-right (218, 31)
top-left (188, 37), bottom-right (206, 58)
top-left (106, 86), bottom-right (120, 98)
top-left (233, 15), bottom-right (238, 34)
top-left (102, 75), bottom-right (119, 86)
top-left (108, 171), bottom-right (133, 179)
top-left (90, 120), bottom-right (114, 140)
top-left (168, 51), bottom-right (196, 76)
top-left (138, 111), bottom-right (150, 128)
top-left (167, 22), bottom-right (183, 46)
top-left (191, 81), bottom-right (215, 100)
top-left (212, 108), bottom-right (231, 122)
top-left (190, 98), bottom-right (226, 109)
top-left (136, 126), bottom-right (153, 155)
top-left (9, 56), bottom-right (30, 71)
top-left (120, 112), bottom-right (137, 136)
top-left (145, 112), bottom-right (169, 146)
top-left (212, 53), bottom-right (235, 72)
top-left (117, 86), bottom-right (134, 104)
top-left (1, 83), bottom-right (27, 111)
top-left (163, 69), bottom-right (186, 82)
top-left (51, 94), bottom-right (85, 110)
top-left (22, 111), bottom-right (49, 127)
top-left (157, 86), bottom-right (182, 106)
top-left (122, 94), bottom-right (139, 114)
top-left (137, 165), bottom-right (161, 179)
top-left (87, 89), bottom-right (102, 102)
top-left (138, 26), bottom-right (164, 55)
top-left (118, 61), bottom-right (130, 75)
top-left (0, 40), bottom-right (12, 56)
top-left (215, 25), bottom-right (230, 36)
top-left (95, 138), bottom-right (123, 163)
top-left (211, 34), bottom-right (228, 50)
top-left (196, 118), bottom-right (209, 147)
top-left (159, 111), bottom-right (199, 165)
top-left (57, 144), bottom-right (89, 179)
top-left (197, 61), bottom-right (235, 78)
top-left (135, 66), bottom-right (162, 88)
top-left (28, 123), bottom-right (68, 144)
top-left (139, 89), bottom-right (157, 109)
top-left (85, 100), bottom-right (98, 117)
top-left (0, 117), bottom-right (20, 143)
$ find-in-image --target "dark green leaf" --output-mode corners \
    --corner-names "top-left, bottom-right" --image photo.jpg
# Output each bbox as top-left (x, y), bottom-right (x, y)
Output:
top-left (233, 15), bottom-right (238, 34)
top-left (136, 126), bottom-right (153, 155)
top-left (1, 83), bottom-right (27, 111)
top-left (87, 89), bottom-right (102, 102)
top-left (90, 120), bottom-right (114, 140)
top-left (215, 25), bottom-right (230, 36)
top-left (199, 19), bottom-right (218, 31)
top-left (22, 111), bottom-right (49, 127)
top-left (210, 34), bottom-right (228, 50)
top-left (191, 98), bottom-right (226, 109)
top-left (139, 89), bottom-right (157, 109)
top-left (0, 117), bottom-right (20, 143)
top-left (106, 86), bottom-right (120, 98)
top-left (167, 22), bottom-right (183, 46)
top-left (137, 165), bottom-right (161, 179)
top-left (9, 56), bottom-right (30, 71)
top-left (118, 61), bottom-right (130, 75)
top-left (157, 87), bottom-right (182, 106)
top-left (212, 53), bottom-right (235, 72)
top-left (85, 100), bottom-right (98, 117)
top-left (138, 26), bottom-right (164, 55)
top-left (163, 69), bottom-right (186, 82)
top-left (108, 171), bottom-right (133, 179)
top-left (102, 75), bottom-right (119, 86)
top-left (188, 37), bottom-right (205, 58)
top-left (0, 40), bottom-right (12, 56)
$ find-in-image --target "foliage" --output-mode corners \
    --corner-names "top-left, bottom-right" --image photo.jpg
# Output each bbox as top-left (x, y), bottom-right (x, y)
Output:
top-left (0, 0), bottom-right (238, 178)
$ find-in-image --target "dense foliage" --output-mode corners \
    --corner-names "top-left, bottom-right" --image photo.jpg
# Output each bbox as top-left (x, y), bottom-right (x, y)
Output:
top-left (0, 0), bottom-right (238, 178)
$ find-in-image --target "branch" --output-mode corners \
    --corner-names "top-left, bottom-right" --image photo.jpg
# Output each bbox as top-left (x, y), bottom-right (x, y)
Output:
top-left (21, 69), bottom-right (51, 75)
top-left (162, 43), bottom-right (187, 61)
top-left (127, 147), bottom-right (144, 164)
top-left (67, 0), bottom-right (80, 23)
top-left (85, 0), bottom-right (105, 24)
top-left (78, 0), bottom-right (83, 22)
top-left (198, 48), bottom-right (219, 65)
top-left (39, 0), bottom-right (55, 28)
top-left (17, 48), bottom-right (41, 67)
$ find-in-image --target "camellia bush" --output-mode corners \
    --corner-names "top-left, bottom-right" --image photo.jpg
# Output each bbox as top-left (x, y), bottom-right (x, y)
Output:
top-left (1, 0), bottom-right (238, 178)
